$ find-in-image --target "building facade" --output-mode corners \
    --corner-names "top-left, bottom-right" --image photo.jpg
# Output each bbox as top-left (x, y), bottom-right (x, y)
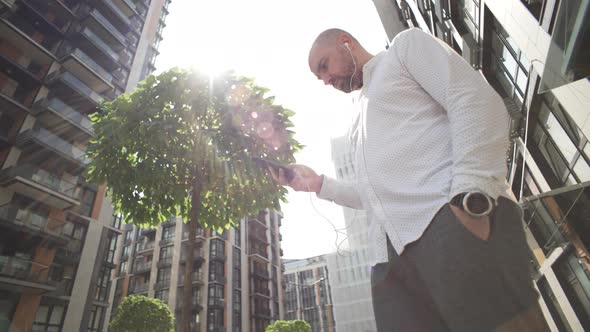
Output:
top-left (283, 255), bottom-right (335, 332)
top-left (0, 0), bottom-right (170, 331)
top-left (374, 1), bottom-right (590, 331)
top-left (325, 136), bottom-right (376, 332)
top-left (107, 209), bottom-right (286, 332)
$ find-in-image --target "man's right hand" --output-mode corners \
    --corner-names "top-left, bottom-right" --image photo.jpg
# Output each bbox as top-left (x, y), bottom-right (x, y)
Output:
top-left (268, 164), bottom-right (323, 193)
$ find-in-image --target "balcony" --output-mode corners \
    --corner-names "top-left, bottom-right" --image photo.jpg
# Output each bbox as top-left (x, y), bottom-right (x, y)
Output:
top-left (130, 281), bottom-right (148, 294)
top-left (251, 268), bottom-right (270, 280)
top-left (135, 242), bottom-right (154, 255)
top-left (141, 228), bottom-right (156, 235)
top-left (0, 255), bottom-right (60, 293)
top-left (248, 248), bottom-right (269, 263)
top-left (153, 279), bottom-right (170, 290)
top-left (132, 260), bottom-right (152, 274)
top-left (181, 228), bottom-right (205, 242)
top-left (0, 18), bottom-right (55, 66)
top-left (209, 275), bottom-right (226, 285)
top-left (96, 0), bottom-right (132, 31)
top-left (0, 90), bottom-right (30, 117)
top-left (32, 98), bottom-right (94, 139)
top-left (176, 296), bottom-right (203, 312)
top-left (60, 48), bottom-right (114, 94)
top-left (179, 251), bottom-right (204, 266)
top-left (112, 0), bottom-right (138, 18)
top-left (0, 205), bottom-right (67, 245)
top-left (71, 25), bottom-right (119, 70)
top-left (46, 71), bottom-right (105, 113)
top-left (18, 0), bottom-right (70, 35)
top-left (159, 238), bottom-right (175, 247)
top-left (208, 297), bottom-right (224, 308)
top-left (25, 0), bottom-right (75, 29)
top-left (79, 7), bottom-right (125, 50)
top-left (0, 165), bottom-right (80, 209)
top-left (251, 287), bottom-right (271, 298)
top-left (178, 271), bottom-right (203, 286)
top-left (0, 53), bottom-right (43, 90)
top-left (16, 128), bottom-right (90, 169)
top-left (254, 307), bottom-right (271, 319)
top-left (248, 217), bottom-right (267, 228)
top-left (54, 239), bottom-right (82, 264)
top-left (249, 231), bottom-right (269, 245)
top-left (157, 256), bottom-right (172, 268)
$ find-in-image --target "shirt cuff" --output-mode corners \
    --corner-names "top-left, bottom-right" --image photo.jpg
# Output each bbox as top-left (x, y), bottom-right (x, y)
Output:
top-left (316, 175), bottom-right (337, 202)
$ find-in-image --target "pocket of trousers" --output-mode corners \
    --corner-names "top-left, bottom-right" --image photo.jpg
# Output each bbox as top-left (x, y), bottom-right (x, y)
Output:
top-left (445, 204), bottom-right (492, 243)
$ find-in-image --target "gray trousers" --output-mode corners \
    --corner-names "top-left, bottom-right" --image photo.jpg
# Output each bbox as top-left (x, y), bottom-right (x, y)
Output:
top-left (371, 198), bottom-right (548, 332)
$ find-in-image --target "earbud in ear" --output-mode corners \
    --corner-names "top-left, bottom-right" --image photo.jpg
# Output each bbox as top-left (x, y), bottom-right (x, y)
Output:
top-left (344, 42), bottom-right (350, 49)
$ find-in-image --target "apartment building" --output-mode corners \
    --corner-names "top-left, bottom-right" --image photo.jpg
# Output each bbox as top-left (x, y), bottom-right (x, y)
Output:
top-left (374, 1), bottom-right (590, 330)
top-left (107, 209), bottom-right (286, 332)
top-left (0, 0), bottom-right (170, 330)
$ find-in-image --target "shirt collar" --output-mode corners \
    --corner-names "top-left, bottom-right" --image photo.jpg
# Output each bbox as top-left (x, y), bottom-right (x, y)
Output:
top-left (362, 51), bottom-right (386, 89)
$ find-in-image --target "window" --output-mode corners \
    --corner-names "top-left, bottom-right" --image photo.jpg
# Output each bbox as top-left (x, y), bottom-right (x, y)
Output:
top-left (155, 289), bottom-right (169, 303)
top-left (87, 305), bottom-right (103, 332)
top-left (157, 267), bottom-right (171, 284)
top-left (111, 213), bottom-right (122, 229)
top-left (233, 247), bottom-right (240, 267)
top-left (95, 266), bottom-right (110, 302)
top-left (120, 261), bottom-right (128, 274)
top-left (33, 303), bottom-right (66, 331)
top-left (207, 308), bottom-right (224, 330)
top-left (233, 225), bottom-right (241, 247)
top-left (160, 246), bottom-right (173, 261)
top-left (233, 267), bottom-right (241, 289)
top-left (106, 232), bottom-right (117, 264)
top-left (209, 260), bottom-right (225, 283)
top-left (488, 18), bottom-right (529, 107)
top-left (210, 238), bottom-right (225, 258)
top-left (208, 284), bottom-right (224, 303)
top-left (162, 226), bottom-right (175, 242)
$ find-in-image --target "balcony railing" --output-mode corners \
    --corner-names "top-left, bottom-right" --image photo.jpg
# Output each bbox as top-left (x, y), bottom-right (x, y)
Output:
top-left (69, 48), bottom-right (114, 83)
top-left (159, 237), bottom-right (175, 246)
top-left (0, 164), bottom-right (80, 200)
top-left (178, 271), bottom-right (203, 285)
top-left (251, 268), bottom-right (270, 279)
top-left (252, 287), bottom-right (270, 297)
top-left (101, 0), bottom-right (132, 26)
top-left (176, 296), bottom-right (202, 310)
top-left (47, 71), bottom-right (105, 106)
top-left (179, 250), bottom-right (203, 263)
top-left (84, 8), bottom-right (126, 47)
top-left (0, 205), bottom-right (65, 238)
top-left (16, 128), bottom-right (90, 166)
top-left (130, 282), bottom-right (148, 294)
top-left (133, 260), bottom-right (152, 273)
top-left (0, 255), bottom-right (59, 288)
top-left (136, 240), bottom-right (154, 253)
top-left (32, 98), bottom-right (94, 137)
top-left (250, 231), bottom-right (269, 244)
top-left (76, 26), bottom-right (119, 63)
top-left (154, 279), bottom-right (170, 290)
top-left (157, 256), bottom-right (172, 267)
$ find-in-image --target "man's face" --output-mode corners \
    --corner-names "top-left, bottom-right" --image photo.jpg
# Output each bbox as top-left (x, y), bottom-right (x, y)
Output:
top-left (309, 43), bottom-right (362, 93)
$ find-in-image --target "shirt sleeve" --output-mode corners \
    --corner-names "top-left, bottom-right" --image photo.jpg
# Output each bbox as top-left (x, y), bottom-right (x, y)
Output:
top-left (316, 175), bottom-right (364, 209)
top-left (394, 28), bottom-right (510, 200)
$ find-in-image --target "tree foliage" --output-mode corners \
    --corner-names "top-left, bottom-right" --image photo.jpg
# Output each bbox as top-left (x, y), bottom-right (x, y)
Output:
top-left (87, 68), bottom-right (302, 230)
top-left (265, 320), bottom-right (312, 332)
top-left (110, 295), bottom-right (174, 332)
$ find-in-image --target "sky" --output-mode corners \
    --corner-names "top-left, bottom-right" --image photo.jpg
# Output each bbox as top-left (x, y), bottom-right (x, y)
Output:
top-left (155, 0), bottom-right (388, 259)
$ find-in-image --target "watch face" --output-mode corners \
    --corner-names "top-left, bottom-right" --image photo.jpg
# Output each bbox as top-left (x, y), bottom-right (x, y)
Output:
top-left (466, 193), bottom-right (490, 214)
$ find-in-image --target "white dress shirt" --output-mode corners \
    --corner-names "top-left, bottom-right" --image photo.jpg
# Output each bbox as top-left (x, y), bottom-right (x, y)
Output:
top-left (317, 28), bottom-right (510, 265)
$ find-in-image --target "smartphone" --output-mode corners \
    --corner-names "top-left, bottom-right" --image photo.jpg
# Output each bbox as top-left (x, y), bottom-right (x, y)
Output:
top-left (253, 157), bottom-right (295, 182)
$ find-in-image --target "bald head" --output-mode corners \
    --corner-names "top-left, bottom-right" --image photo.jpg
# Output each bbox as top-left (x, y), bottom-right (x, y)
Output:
top-left (307, 28), bottom-right (373, 93)
top-left (309, 28), bottom-right (358, 62)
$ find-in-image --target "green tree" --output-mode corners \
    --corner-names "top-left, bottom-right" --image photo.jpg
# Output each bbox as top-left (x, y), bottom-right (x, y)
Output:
top-left (265, 320), bottom-right (312, 332)
top-left (110, 295), bottom-right (174, 332)
top-left (87, 68), bottom-right (301, 332)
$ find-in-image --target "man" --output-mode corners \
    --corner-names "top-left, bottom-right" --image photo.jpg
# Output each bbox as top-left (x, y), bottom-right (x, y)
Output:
top-left (271, 28), bottom-right (550, 331)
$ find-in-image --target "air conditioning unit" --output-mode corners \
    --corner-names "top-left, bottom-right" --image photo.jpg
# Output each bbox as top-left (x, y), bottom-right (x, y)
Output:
top-left (461, 33), bottom-right (481, 69)
top-left (400, 1), bottom-right (412, 20)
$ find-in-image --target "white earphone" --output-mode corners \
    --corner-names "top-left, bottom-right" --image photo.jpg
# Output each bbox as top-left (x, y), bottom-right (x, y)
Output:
top-left (343, 42), bottom-right (350, 50)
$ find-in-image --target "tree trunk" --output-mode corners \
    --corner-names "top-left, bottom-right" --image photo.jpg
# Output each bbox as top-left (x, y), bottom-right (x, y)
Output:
top-left (182, 178), bottom-right (201, 332)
